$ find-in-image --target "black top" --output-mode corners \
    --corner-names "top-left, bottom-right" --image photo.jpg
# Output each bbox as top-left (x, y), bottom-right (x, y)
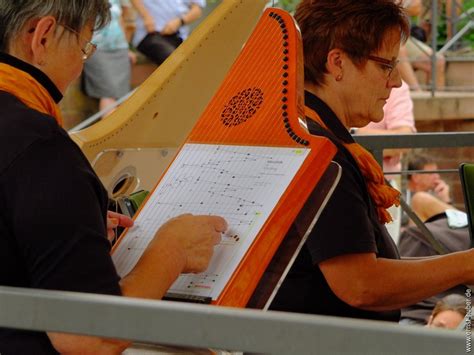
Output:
top-left (270, 92), bottom-right (400, 322)
top-left (0, 53), bottom-right (121, 354)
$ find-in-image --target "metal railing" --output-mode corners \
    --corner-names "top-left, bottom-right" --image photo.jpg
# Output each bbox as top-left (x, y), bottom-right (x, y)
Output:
top-left (69, 89), bottom-right (135, 132)
top-left (2, 133), bottom-right (471, 353)
top-left (1, 134), bottom-right (471, 353)
top-left (0, 286), bottom-right (465, 354)
top-left (439, 7), bottom-right (474, 54)
top-left (415, 0), bottom-right (473, 95)
top-left (354, 131), bottom-right (474, 168)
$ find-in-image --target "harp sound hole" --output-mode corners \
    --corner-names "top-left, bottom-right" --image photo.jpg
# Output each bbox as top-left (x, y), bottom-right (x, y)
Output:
top-left (112, 175), bottom-right (139, 198)
top-left (221, 87), bottom-right (264, 126)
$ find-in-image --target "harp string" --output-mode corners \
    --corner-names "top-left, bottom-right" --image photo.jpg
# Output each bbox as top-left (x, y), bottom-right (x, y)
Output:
top-left (192, 13), bottom-right (293, 147)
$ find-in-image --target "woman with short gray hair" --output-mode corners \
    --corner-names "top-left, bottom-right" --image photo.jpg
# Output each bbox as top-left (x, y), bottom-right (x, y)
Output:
top-left (0, 0), bottom-right (110, 52)
top-left (0, 1), bottom-right (226, 353)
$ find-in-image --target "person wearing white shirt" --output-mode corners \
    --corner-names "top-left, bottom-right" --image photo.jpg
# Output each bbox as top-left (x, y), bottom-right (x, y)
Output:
top-left (131, 0), bottom-right (206, 65)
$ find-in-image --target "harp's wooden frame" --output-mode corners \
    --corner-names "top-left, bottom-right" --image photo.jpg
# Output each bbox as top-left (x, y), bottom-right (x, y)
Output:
top-left (71, 0), bottom-right (270, 164)
top-left (112, 8), bottom-right (337, 308)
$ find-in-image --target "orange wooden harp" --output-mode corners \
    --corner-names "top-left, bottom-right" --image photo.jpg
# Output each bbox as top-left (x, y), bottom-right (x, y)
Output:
top-left (113, 8), bottom-right (337, 308)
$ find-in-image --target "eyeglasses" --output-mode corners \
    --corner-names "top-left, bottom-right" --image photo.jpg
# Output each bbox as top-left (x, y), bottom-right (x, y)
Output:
top-left (367, 55), bottom-right (399, 80)
top-left (59, 24), bottom-right (97, 61)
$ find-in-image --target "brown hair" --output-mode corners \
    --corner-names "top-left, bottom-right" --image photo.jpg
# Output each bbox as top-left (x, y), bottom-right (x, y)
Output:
top-left (294, 0), bottom-right (409, 86)
top-left (407, 153), bottom-right (436, 179)
top-left (431, 294), bottom-right (467, 320)
top-left (408, 154), bottom-right (436, 171)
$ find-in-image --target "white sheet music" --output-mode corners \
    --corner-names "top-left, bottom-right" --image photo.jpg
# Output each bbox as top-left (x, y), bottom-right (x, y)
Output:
top-left (112, 143), bottom-right (309, 300)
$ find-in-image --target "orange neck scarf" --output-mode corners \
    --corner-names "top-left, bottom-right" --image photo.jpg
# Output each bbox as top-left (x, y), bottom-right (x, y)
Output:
top-left (305, 106), bottom-right (399, 224)
top-left (0, 62), bottom-right (63, 126)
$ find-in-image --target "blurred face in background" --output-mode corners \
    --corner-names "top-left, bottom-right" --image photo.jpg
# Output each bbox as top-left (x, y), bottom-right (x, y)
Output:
top-left (427, 310), bottom-right (464, 329)
top-left (411, 163), bottom-right (440, 192)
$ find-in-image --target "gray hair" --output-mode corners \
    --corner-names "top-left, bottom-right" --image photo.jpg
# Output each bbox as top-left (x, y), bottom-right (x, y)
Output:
top-left (0, 0), bottom-right (111, 51)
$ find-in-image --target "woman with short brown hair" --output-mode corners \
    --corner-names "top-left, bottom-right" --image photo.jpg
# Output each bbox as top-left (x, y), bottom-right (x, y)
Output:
top-left (271, 0), bottom-right (474, 323)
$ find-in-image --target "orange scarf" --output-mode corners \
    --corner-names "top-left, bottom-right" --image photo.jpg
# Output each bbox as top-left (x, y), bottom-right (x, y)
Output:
top-left (0, 63), bottom-right (63, 126)
top-left (305, 106), bottom-right (400, 224)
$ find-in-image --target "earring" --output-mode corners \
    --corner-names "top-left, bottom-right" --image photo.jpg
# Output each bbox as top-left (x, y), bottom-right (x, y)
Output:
top-left (335, 74), bottom-right (343, 81)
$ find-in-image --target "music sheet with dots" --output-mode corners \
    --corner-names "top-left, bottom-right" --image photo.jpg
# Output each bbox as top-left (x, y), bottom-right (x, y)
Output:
top-left (112, 143), bottom-right (310, 300)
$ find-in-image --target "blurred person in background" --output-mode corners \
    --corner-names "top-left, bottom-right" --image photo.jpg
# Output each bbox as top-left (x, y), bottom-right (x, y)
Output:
top-left (406, 153), bottom-right (453, 221)
top-left (427, 294), bottom-right (467, 329)
top-left (400, 0), bottom-right (446, 90)
top-left (355, 80), bottom-right (416, 243)
top-left (398, 193), bottom-right (469, 326)
top-left (82, 0), bottom-right (137, 116)
top-left (356, 81), bottom-right (416, 177)
top-left (131, 0), bottom-right (205, 65)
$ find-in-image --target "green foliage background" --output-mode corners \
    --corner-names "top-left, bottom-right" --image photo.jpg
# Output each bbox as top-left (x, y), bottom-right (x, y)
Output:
top-left (436, 0), bottom-right (474, 49)
top-left (277, 0), bottom-right (299, 12)
top-left (459, 0), bottom-right (474, 48)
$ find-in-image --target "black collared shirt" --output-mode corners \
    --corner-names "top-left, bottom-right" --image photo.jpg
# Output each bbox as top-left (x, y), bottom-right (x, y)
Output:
top-left (0, 54), bottom-right (121, 354)
top-left (271, 91), bottom-right (400, 322)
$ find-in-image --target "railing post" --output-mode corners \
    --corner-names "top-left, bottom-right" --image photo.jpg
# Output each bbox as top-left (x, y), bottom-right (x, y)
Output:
top-left (431, 0), bottom-right (438, 96)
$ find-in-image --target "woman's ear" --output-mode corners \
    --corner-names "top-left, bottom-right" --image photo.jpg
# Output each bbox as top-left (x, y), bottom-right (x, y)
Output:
top-left (326, 48), bottom-right (344, 81)
top-left (30, 16), bottom-right (57, 66)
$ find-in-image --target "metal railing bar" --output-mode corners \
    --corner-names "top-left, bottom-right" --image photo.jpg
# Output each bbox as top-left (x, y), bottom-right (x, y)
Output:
top-left (438, 20), bottom-right (474, 54)
top-left (384, 168), bottom-right (459, 176)
top-left (354, 132), bottom-right (474, 167)
top-left (431, 0), bottom-right (438, 96)
top-left (354, 132), bottom-right (474, 150)
top-left (68, 89), bottom-right (136, 133)
top-left (0, 286), bottom-right (464, 355)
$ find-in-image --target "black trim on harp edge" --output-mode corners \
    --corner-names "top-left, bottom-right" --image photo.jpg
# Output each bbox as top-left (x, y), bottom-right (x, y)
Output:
top-left (268, 11), bottom-right (309, 147)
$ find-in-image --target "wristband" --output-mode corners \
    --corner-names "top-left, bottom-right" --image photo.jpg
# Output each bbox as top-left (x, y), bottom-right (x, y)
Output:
top-left (179, 17), bottom-right (186, 26)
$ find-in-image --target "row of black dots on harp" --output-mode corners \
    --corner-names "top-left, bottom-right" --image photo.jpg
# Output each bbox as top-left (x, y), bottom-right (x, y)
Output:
top-left (268, 12), bottom-right (309, 147)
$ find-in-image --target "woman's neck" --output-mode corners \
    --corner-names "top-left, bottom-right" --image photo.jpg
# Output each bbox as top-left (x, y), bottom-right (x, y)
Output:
top-left (305, 81), bottom-right (350, 129)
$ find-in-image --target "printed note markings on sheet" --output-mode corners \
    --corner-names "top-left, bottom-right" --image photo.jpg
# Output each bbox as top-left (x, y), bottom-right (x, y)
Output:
top-left (112, 144), bottom-right (310, 299)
